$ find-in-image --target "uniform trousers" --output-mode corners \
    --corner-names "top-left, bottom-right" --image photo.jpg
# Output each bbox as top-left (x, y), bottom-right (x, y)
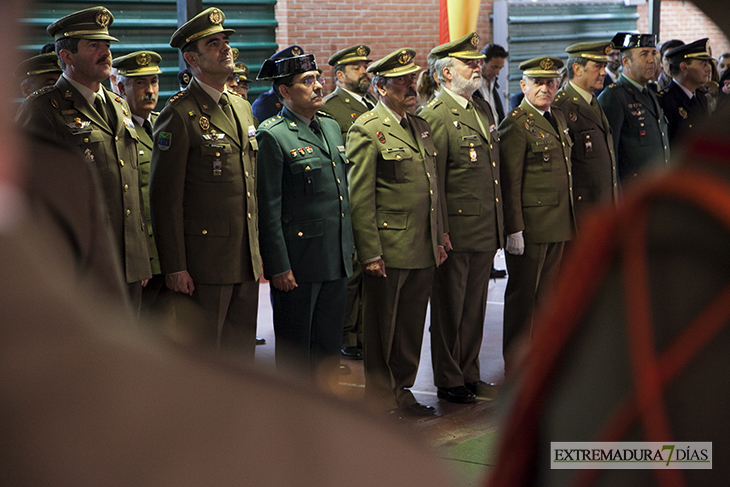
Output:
top-left (342, 253), bottom-right (364, 348)
top-left (363, 266), bottom-right (434, 409)
top-left (189, 280), bottom-right (260, 361)
top-left (271, 277), bottom-right (347, 375)
top-left (430, 250), bottom-right (496, 388)
top-left (503, 241), bottom-right (564, 359)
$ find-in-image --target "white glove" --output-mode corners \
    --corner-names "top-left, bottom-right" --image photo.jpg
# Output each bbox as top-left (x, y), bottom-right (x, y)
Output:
top-left (506, 231), bottom-right (525, 255)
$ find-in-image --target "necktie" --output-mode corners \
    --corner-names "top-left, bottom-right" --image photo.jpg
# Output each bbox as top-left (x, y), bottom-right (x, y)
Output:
top-left (363, 96), bottom-right (375, 110)
top-left (467, 102), bottom-right (490, 142)
top-left (94, 94), bottom-right (110, 127)
top-left (544, 110), bottom-right (559, 133)
top-left (590, 97), bottom-right (601, 116)
top-left (310, 118), bottom-right (325, 143)
top-left (219, 92), bottom-right (235, 124)
top-left (400, 116), bottom-right (415, 143)
top-left (142, 119), bottom-right (153, 139)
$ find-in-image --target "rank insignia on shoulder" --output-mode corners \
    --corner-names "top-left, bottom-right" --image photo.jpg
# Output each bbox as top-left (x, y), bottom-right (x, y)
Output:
top-left (64, 90), bottom-right (72, 99)
top-left (569, 112), bottom-right (577, 122)
top-left (290, 149), bottom-right (298, 157)
top-left (377, 131), bottom-right (386, 143)
top-left (200, 116), bottom-right (210, 130)
top-left (248, 125), bottom-right (256, 137)
top-left (158, 132), bottom-right (172, 151)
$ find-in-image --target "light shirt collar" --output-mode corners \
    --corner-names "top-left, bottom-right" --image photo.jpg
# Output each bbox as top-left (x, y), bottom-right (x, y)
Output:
top-left (672, 79), bottom-right (695, 99)
top-left (525, 98), bottom-right (549, 117)
top-left (621, 73), bottom-right (646, 91)
top-left (63, 72), bottom-right (105, 107)
top-left (442, 87), bottom-right (469, 109)
top-left (340, 87), bottom-right (367, 106)
top-left (289, 108), bottom-right (314, 125)
top-left (569, 81), bottom-right (595, 105)
top-left (132, 114), bottom-right (151, 127)
top-left (194, 76), bottom-right (228, 104)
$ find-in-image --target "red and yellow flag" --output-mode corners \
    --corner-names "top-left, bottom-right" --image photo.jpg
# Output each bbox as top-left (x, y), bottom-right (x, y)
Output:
top-left (439, 0), bottom-right (481, 43)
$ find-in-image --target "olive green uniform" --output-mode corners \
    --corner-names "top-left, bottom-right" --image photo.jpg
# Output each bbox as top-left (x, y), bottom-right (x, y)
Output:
top-left (322, 86), bottom-right (377, 141)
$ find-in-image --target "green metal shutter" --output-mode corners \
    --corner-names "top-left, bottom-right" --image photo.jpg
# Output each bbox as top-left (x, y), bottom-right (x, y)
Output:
top-left (493, 1), bottom-right (639, 101)
top-left (19, 0), bottom-right (278, 105)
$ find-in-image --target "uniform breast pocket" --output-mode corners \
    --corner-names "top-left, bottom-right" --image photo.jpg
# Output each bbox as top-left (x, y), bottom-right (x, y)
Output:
top-left (460, 135), bottom-right (484, 167)
top-left (378, 147), bottom-right (412, 183)
top-left (71, 128), bottom-right (110, 172)
top-left (200, 143), bottom-right (235, 182)
top-left (289, 157), bottom-right (324, 196)
top-left (530, 138), bottom-right (558, 171)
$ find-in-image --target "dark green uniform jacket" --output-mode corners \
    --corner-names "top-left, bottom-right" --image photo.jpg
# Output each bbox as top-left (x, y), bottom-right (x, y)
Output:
top-left (255, 106), bottom-right (354, 282)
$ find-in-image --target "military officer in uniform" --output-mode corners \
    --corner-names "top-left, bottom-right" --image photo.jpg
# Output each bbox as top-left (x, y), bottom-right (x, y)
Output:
top-left (150, 7), bottom-right (262, 356)
top-left (553, 41), bottom-right (618, 221)
top-left (322, 45), bottom-right (377, 140)
top-left (347, 48), bottom-right (447, 416)
top-left (659, 38), bottom-right (713, 146)
top-left (16, 6), bottom-right (152, 311)
top-left (499, 56), bottom-right (575, 367)
top-left (252, 45), bottom-right (305, 122)
top-left (598, 33), bottom-right (670, 185)
top-left (418, 33), bottom-right (503, 403)
top-left (112, 50), bottom-right (167, 315)
top-left (227, 62), bottom-right (251, 99)
top-left (15, 52), bottom-right (62, 98)
top-left (255, 54), bottom-right (354, 376)
top-left (322, 44), bottom-right (378, 361)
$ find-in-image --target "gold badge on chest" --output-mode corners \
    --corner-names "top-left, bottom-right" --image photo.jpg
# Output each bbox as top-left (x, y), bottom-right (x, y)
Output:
top-left (200, 116), bottom-right (210, 130)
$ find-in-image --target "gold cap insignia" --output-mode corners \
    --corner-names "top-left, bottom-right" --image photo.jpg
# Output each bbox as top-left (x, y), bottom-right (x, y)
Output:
top-left (136, 52), bottom-right (151, 66)
top-left (605, 45), bottom-right (613, 55)
top-left (398, 50), bottom-right (412, 65)
top-left (291, 46), bottom-right (302, 56)
top-left (540, 58), bottom-right (554, 70)
top-left (471, 34), bottom-right (480, 47)
top-left (357, 46), bottom-right (366, 56)
top-left (231, 47), bottom-right (240, 60)
top-left (209, 8), bottom-right (223, 25)
top-left (95, 9), bottom-right (111, 27)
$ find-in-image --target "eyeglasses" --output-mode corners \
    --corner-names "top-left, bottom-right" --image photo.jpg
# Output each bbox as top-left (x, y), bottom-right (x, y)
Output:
top-left (231, 83), bottom-right (251, 93)
top-left (391, 73), bottom-right (418, 86)
top-left (289, 76), bottom-right (326, 87)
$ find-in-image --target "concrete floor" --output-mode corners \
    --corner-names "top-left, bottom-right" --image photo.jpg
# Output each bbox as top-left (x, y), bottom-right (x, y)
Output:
top-left (252, 251), bottom-right (509, 486)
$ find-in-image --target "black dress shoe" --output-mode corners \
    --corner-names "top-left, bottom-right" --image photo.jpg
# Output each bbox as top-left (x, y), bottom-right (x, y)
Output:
top-left (490, 268), bottom-right (507, 279)
top-left (437, 386), bottom-right (476, 404)
top-left (255, 337), bottom-right (266, 345)
top-left (340, 346), bottom-right (363, 360)
top-left (465, 380), bottom-right (499, 396)
top-left (401, 402), bottom-right (436, 416)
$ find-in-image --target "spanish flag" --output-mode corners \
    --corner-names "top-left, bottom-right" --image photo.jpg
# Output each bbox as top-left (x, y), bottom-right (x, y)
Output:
top-left (439, 0), bottom-right (481, 43)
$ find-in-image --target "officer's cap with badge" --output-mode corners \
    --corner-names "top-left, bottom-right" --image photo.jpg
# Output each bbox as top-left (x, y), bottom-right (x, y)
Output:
top-left (519, 56), bottom-right (564, 78)
top-left (428, 32), bottom-right (485, 65)
top-left (47, 6), bottom-right (118, 42)
top-left (565, 41), bottom-right (614, 63)
top-left (328, 45), bottom-right (372, 67)
top-left (610, 32), bottom-right (656, 51)
top-left (15, 53), bottom-right (62, 80)
top-left (665, 38), bottom-right (713, 65)
top-left (170, 7), bottom-right (235, 50)
top-left (112, 51), bottom-right (162, 77)
top-left (257, 54), bottom-right (320, 81)
top-left (229, 47), bottom-right (250, 81)
top-left (368, 48), bottom-right (420, 78)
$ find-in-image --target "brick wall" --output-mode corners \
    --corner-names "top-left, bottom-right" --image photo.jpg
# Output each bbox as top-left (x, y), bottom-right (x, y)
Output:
top-left (638, 1), bottom-right (729, 56)
top-left (274, 0), bottom-right (728, 92)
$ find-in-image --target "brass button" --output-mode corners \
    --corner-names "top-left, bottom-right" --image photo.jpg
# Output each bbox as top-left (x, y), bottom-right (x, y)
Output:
top-left (202, 229), bottom-right (208, 235)
top-left (332, 161), bottom-right (336, 166)
top-left (577, 195), bottom-right (582, 201)
top-left (490, 144), bottom-right (493, 149)
top-left (469, 142), bottom-right (474, 147)
top-left (119, 159), bottom-right (125, 166)
top-left (495, 197), bottom-right (499, 202)
top-left (430, 189), bottom-right (433, 194)
top-left (115, 136), bottom-right (119, 141)
top-left (494, 180), bottom-right (498, 185)
top-left (341, 213), bottom-right (344, 218)
top-left (298, 231), bottom-right (303, 237)
top-left (216, 152), bottom-right (221, 157)
top-left (395, 155), bottom-right (401, 161)
top-left (305, 165), bottom-right (311, 171)
top-left (339, 195), bottom-right (343, 201)
top-left (426, 172), bottom-right (431, 177)
top-left (492, 162), bottom-right (496, 167)
top-left (139, 150), bottom-right (144, 156)
top-left (125, 209), bottom-right (131, 216)
top-left (383, 222), bottom-right (388, 227)
top-left (337, 178), bottom-right (341, 183)
top-left (458, 209), bottom-right (463, 214)
top-left (123, 184), bottom-right (129, 191)
top-left (245, 171), bottom-right (250, 177)
top-left (84, 138), bottom-right (89, 143)
top-left (247, 213), bottom-right (252, 219)
top-left (247, 191), bottom-right (251, 198)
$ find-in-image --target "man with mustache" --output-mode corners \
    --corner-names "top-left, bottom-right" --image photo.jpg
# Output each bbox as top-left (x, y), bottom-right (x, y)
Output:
top-left (255, 54), bottom-right (354, 376)
top-left (150, 8), bottom-right (262, 357)
top-left (418, 33), bottom-right (503, 404)
top-left (498, 56), bottom-right (575, 370)
top-left (553, 41), bottom-right (618, 222)
top-left (16, 6), bottom-right (152, 313)
top-left (347, 48), bottom-right (447, 416)
top-left (112, 51), bottom-right (167, 316)
top-left (598, 33), bottom-right (670, 185)
top-left (322, 44), bottom-right (377, 363)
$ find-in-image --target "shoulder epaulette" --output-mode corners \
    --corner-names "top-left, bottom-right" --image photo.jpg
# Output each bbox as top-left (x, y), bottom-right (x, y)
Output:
top-left (151, 110), bottom-right (160, 117)
top-left (168, 90), bottom-right (189, 105)
top-left (260, 114), bottom-right (285, 129)
top-left (358, 111), bottom-right (378, 124)
top-left (28, 85), bottom-right (55, 99)
top-left (607, 82), bottom-right (620, 89)
top-left (509, 106), bottom-right (525, 119)
top-left (323, 92), bottom-right (337, 102)
top-left (316, 110), bottom-right (333, 119)
top-left (553, 91), bottom-right (567, 103)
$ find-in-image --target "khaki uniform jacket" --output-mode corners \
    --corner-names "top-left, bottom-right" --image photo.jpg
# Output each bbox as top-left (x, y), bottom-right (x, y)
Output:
top-left (498, 99), bottom-right (575, 243)
top-left (553, 83), bottom-right (618, 217)
top-left (418, 90), bottom-right (504, 251)
top-left (322, 86), bottom-right (377, 141)
top-left (150, 78), bottom-right (262, 284)
top-left (17, 76), bottom-right (152, 284)
top-left (136, 112), bottom-right (160, 275)
top-left (256, 106), bottom-right (354, 282)
top-left (597, 74), bottom-right (670, 183)
top-left (346, 102), bottom-right (444, 269)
